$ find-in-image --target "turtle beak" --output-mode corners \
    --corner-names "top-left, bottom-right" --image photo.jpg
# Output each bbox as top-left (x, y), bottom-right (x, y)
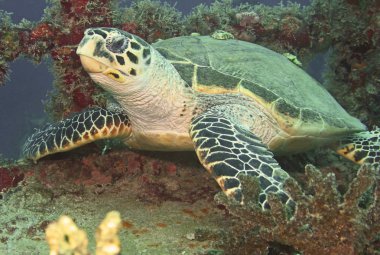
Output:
top-left (79, 55), bottom-right (108, 73)
top-left (77, 31), bottom-right (110, 73)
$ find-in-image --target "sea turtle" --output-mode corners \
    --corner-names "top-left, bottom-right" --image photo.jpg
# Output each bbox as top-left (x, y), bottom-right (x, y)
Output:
top-left (23, 28), bottom-right (380, 210)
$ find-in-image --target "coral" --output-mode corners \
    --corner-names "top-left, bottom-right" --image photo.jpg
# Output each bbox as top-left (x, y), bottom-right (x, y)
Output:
top-left (0, 11), bottom-right (22, 63)
top-left (41, 0), bottom-right (116, 118)
top-left (240, 3), bottom-right (311, 56)
top-left (0, 148), bottom-right (224, 254)
top-left (29, 148), bottom-right (217, 204)
top-left (0, 166), bottom-right (24, 195)
top-left (236, 11), bottom-right (260, 27)
top-left (0, 11), bottom-right (16, 84)
top-left (45, 211), bottom-right (121, 255)
top-left (0, 157), bottom-right (26, 196)
top-left (0, 145), bottom-right (379, 253)
top-left (210, 164), bottom-right (380, 254)
top-left (95, 211), bottom-right (122, 255)
top-left (184, 0), bottom-right (253, 36)
top-left (306, 0), bottom-right (380, 126)
top-left (117, 0), bottom-right (183, 43)
top-left (45, 214), bottom-right (89, 255)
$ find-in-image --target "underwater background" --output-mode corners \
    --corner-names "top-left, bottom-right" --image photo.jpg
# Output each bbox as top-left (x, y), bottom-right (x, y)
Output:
top-left (0, 0), bottom-right (379, 254)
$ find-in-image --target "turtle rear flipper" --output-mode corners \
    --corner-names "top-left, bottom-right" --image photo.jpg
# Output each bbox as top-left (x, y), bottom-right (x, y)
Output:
top-left (23, 107), bottom-right (131, 162)
top-left (190, 109), bottom-right (295, 210)
top-left (335, 127), bottom-right (380, 166)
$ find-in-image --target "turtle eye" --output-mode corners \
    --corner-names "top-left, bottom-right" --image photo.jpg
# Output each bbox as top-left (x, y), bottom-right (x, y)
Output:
top-left (106, 36), bottom-right (129, 54)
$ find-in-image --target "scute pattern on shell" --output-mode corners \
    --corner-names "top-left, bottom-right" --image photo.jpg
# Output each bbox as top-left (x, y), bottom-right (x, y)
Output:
top-left (153, 35), bottom-right (366, 138)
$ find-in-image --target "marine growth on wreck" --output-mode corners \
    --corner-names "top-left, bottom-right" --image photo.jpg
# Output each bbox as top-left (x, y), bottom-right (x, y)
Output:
top-left (0, 0), bottom-right (379, 254)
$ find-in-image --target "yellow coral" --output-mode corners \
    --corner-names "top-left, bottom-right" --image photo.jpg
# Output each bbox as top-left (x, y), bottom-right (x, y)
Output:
top-left (45, 215), bottom-right (89, 255)
top-left (45, 211), bottom-right (122, 255)
top-left (95, 211), bottom-right (122, 255)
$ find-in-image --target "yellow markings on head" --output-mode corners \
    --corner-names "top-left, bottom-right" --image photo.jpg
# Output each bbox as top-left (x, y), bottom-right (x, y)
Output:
top-left (103, 69), bottom-right (127, 83)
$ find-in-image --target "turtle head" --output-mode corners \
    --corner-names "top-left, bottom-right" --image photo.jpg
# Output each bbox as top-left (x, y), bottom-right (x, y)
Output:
top-left (76, 27), bottom-right (151, 90)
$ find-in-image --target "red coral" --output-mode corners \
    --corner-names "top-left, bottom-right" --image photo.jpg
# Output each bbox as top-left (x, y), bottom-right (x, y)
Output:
top-left (30, 23), bottom-right (55, 42)
top-left (126, 154), bottom-right (144, 175)
top-left (279, 16), bottom-right (311, 48)
top-left (73, 88), bottom-right (94, 108)
top-left (55, 28), bottom-right (85, 46)
top-left (63, 72), bottom-right (77, 85)
top-left (165, 163), bottom-right (177, 176)
top-left (121, 23), bottom-right (145, 38)
top-left (60, 0), bottom-right (72, 14)
top-left (60, 0), bottom-right (89, 16)
top-left (0, 167), bottom-right (24, 192)
top-left (251, 24), bottom-right (267, 37)
top-left (151, 160), bottom-right (162, 176)
top-left (50, 47), bottom-right (78, 63)
top-left (72, 0), bottom-right (89, 14)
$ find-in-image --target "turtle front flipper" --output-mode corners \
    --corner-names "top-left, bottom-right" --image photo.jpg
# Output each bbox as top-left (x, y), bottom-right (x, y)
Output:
top-left (23, 107), bottom-right (131, 162)
top-left (190, 111), bottom-right (294, 210)
top-left (335, 127), bottom-right (380, 166)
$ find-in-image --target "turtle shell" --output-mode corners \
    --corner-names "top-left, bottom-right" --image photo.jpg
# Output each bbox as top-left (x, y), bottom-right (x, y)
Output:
top-left (153, 36), bottom-right (365, 138)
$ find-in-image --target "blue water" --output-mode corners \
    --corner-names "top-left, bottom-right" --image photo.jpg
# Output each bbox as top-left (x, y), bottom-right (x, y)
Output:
top-left (0, 58), bottom-right (53, 159)
top-left (0, 0), bottom-right (51, 159)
